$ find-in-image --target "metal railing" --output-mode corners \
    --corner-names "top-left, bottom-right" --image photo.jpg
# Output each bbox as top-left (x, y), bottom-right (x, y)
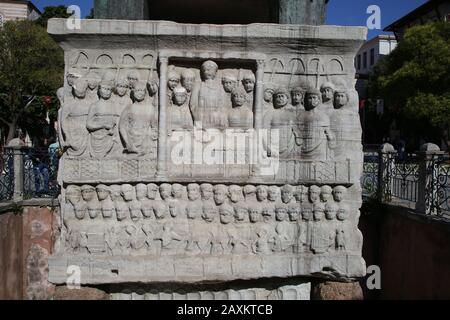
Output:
top-left (0, 148), bottom-right (14, 201)
top-left (0, 146), bottom-right (60, 202)
top-left (362, 143), bottom-right (450, 220)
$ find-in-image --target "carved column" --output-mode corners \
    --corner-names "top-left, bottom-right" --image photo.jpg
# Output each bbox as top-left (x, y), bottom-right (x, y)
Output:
top-left (254, 59), bottom-right (265, 130)
top-left (157, 56), bottom-right (169, 179)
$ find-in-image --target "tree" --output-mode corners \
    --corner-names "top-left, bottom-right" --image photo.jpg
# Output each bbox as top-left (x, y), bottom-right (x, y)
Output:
top-left (36, 5), bottom-right (71, 28)
top-left (369, 22), bottom-right (450, 150)
top-left (0, 20), bottom-right (64, 143)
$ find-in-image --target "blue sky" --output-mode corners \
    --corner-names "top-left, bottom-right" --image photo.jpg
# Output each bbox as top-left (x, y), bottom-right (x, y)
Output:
top-left (34, 0), bottom-right (428, 39)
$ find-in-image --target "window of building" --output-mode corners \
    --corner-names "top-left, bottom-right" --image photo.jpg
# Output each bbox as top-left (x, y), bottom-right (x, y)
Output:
top-left (370, 48), bottom-right (375, 66)
top-left (363, 51), bottom-right (367, 69)
top-left (357, 54), bottom-right (361, 70)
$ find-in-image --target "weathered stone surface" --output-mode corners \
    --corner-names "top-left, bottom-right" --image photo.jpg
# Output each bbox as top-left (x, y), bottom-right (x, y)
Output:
top-left (311, 281), bottom-right (364, 300)
top-left (47, 18), bottom-right (367, 292)
top-left (53, 286), bottom-right (110, 300)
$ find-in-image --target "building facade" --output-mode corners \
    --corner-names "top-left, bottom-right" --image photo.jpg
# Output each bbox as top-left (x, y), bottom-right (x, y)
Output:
top-left (355, 34), bottom-right (397, 100)
top-left (384, 0), bottom-right (450, 41)
top-left (0, 0), bottom-right (41, 26)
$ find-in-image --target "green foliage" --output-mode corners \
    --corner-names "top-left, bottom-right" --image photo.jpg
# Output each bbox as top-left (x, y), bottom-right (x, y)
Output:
top-left (369, 22), bottom-right (450, 145)
top-left (36, 5), bottom-right (71, 27)
top-left (0, 20), bottom-right (63, 141)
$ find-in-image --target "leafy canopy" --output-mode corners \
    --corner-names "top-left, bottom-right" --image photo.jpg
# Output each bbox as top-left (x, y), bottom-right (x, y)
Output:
top-left (370, 22), bottom-right (450, 128)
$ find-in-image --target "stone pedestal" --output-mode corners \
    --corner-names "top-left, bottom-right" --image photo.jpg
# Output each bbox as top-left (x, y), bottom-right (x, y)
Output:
top-left (47, 18), bottom-right (367, 300)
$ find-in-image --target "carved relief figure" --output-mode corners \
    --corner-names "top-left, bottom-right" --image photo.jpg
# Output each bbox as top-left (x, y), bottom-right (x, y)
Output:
top-left (263, 87), bottom-right (297, 158)
top-left (190, 60), bottom-right (227, 129)
top-left (86, 72), bottom-right (101, 102)
top-left (222, 72), bottom-right (238, 110)
top-left (169, 86), bottom-right (194, 130)
top-left (119, 81), bottom-right (158, 156)
top-left (127, 70), bottom-right (140, 90)
top-left (241, 71), bottom-right (256, 107)
top-left (81, 185), bottom-right (100, 219)
top-left (290, 87), bottom-right (305, 112)
top-left (96, 184), bottom-right (115, 218)
top-left (111, 185), bottom-right (129, 221)
top-left (167, 70), bottom-right (181, 105)
top-left (186, 184), bottom-right (202, 220)
top-left (333, 186), bottom-right (349, 221)
top-left (296, 88), bottom-right (336, 160)
top-left (149, 183), bottom-right (167, 220)
top-left (86, 79), bottom-right (119, 158)
top-left (61, 78), bottom-right (90, 157)
top-left (228, 87), bottom-right (254, 129)
top-left (320, 82), bottom-right (335, 115)
top-left (65, 185), bottom-right (84, 220)
top-left (114, 77), bottom-right (132, 116)
top-left (181, 69), bottom-right (196, 96)
top-left (263, 83), bottom-right (276, 111)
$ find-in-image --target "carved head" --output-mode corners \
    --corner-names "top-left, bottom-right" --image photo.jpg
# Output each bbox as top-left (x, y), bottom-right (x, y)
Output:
top-left (181, 69), bottom-right (196, 93)
top-left (86, 73), bottom-right (101, 90)
top-left (172, 86), bottom-right (188, 106)
top-left (333, 186), bottom-right (347, 203)
top-left (127, 70), bottom-right (140, 89)
top-left (274, 87), bottom-right (289, 109)
top-left (305, 88), bottom-right (321, 110)
top-left (214, 184), bottom-right (229, 205)
top-left (200, 183), bottom-right (214, 201)
top-left (81, 185), bottom-right (96, 202)
top-left (110, 185), bottom-right (122, 201)
top-left (325, 204), bottom-right (337, 220)
top-left (66, 185), bottom-right (81, 205)
top-left (219, 205), bottom-right (234, 224)
top-left (121, 184), bottom-right (135, 201)
top-left (201, 60), bottom-right (218, 80)
top-left (243, 185), bottom-right (256, 201)
top-left (66, 71), bottom-right (81, 87)
top-left (263, 84), bottom-right (276, 103)
top-left (187, 184), bottom-right (200, 201)
top-left (294, 185), bottom-right (309, 203)
top-left (256, 185), bottom-right (268, 202)
top-left (275, 206), bottom-right (288, 221)
top-left (262, 207), bottom-right (275, 222)
top-left (229, 185), bottom-right (243, 203)
top-left (288, 207), bottom-right (301, 222)
top-left (314, 206), bottom-right (325, 221)
top-left (231, 87), bottom-right (248, 108)
top-left (136, 184), bottom-right (148, 201)
top-left (115, 78), bottom-right (129, 97)
top-left (172, 184), bottom-right (185, 200)
top-left (95, 185), bottom-right (110, 201)
top-left (249, 207), bottom-right (261, 223)
top-left (72, 78), bottom-right (88, 99)
top-left (309, 185), bottom-right (321, 203)
top-left (98, 81), bottom-right (113, 100)
top-left (147, 183), bottom-right (159, 200)
top-left (131, 82), bottom-right (147, 102)
top-left (320, 186), bottom-right (333, 203)
top-left (281, 185), bottom-right (294, 204)
top-left (291, 87), bottom-right (305, 107)
top-left (268, 186), bottom-right (280, 202)
top-left (234, 206), bottom-right (248, 222)
top-left (167, 70), bottom-right (181, 91)
top-left (242, 72), bottom-right (256, 93)
top-left (222, 73), bottom-right (237, 93)
top-left (147, 79), bottom-right (159, 97)
top-left (159, 184), bottom-right (172, 201)
top-left (202, 206), bottom-right (216, 223)
top-left (334, 90), bottom-right (349, 109)
top-left (320, 82), bottom-right (335, 103)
